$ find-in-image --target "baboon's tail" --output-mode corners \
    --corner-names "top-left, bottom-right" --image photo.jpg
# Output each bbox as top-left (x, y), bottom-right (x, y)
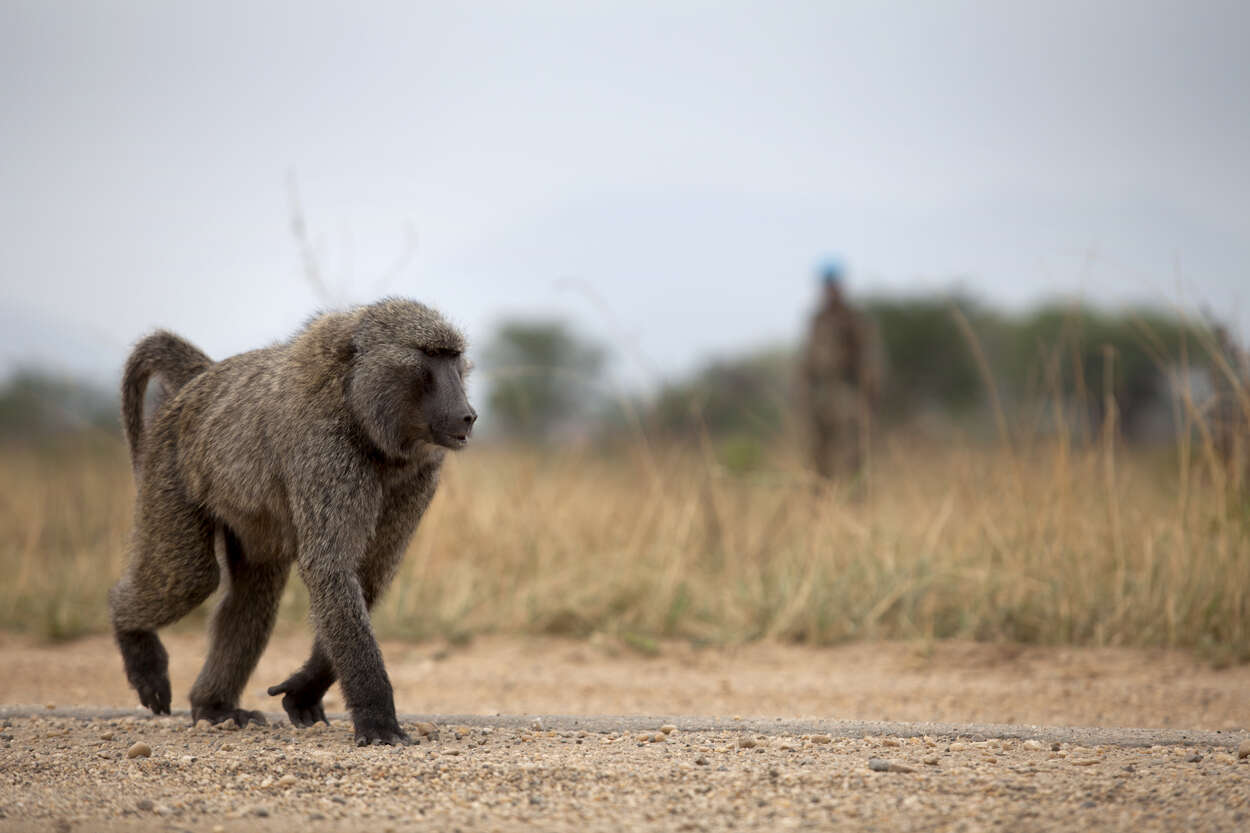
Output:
top-left (121, 331), bottom-right (213, 470)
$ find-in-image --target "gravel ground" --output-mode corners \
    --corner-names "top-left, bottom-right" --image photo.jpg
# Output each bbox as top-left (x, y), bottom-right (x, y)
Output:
top-left (1, 711), bottom-right (1248, 833)
top-left (1, 632), bottom-right (1248, 831)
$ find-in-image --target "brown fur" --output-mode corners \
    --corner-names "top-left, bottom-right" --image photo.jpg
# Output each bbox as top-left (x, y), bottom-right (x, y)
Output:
top-left (110, 298), bottom-right (475, 746)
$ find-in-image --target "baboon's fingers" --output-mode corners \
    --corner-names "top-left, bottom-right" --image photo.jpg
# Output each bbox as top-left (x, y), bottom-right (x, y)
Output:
top-left (137, 679), bottom-right (172, 715)
top-left (352, 712), bottom-right (412, 747)
top-left (190, 705), bottom-right (267, 728)
top-left (272, 690), bottom-right (329, 728)
top-left (355, 728), bottom-right (412, 747)
top-left (117, 630), bottom-right (171, 715)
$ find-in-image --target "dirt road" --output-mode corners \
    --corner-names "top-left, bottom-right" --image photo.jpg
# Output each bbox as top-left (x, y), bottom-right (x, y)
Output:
top-left (1, 632), bottom-right (1248, 831)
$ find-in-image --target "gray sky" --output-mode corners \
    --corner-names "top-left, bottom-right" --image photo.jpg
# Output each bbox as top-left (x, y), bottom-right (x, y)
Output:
top-left (2, 0), bottom-right (1248, 389)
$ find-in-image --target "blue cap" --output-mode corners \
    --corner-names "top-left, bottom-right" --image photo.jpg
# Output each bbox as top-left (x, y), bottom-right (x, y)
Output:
top-left (817, 256), bottom-right (845, 286)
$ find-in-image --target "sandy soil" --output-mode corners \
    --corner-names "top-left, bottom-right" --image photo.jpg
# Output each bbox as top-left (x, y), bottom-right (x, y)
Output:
top-left (2, 631), bottom-right (1247, 730)
top-left (1, 632), bottom-right (1248, 832)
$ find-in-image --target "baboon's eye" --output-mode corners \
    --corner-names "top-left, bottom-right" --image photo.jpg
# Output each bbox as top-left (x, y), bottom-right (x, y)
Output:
top-left (419, 347), bottom-right (461, 360)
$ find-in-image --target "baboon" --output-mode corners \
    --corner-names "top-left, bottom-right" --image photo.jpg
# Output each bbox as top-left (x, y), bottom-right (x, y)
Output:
top-left (111, 298), bottom-right (476, 746)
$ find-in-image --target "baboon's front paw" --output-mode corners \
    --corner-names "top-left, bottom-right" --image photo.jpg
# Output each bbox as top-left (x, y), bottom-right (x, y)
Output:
top-left (267, 679), bottom-right (330, 728)
top-left (352, 714), bottom-right (412, 747)
top-left (191, 704), bottom-right (267, 728)
top-left (117, 630), bottom-right (171, 715)
top-left (135, 676), bottom-right (172, 715)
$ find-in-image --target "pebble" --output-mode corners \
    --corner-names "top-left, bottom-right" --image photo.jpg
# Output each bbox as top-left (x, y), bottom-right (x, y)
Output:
top-left (1237, 740), bottom-right (1250, 760)
top-left (660, 724), bottom-right (677, 735)
top-left (136, 799), bottom-right (154, 812)
top-left (100, 731), bottom-right (114, 741)
top-left (868, 758), bottom-right (915, 773)
top-left (923, 755), bottom-right (939, 766)
top-left (217, 719), bottom-right (239, 731)
top-left (738, 737), bottom-right (756, 749)
top-left (809, 734), bottom-right (832, 744)
top-left (278, 774), bottom-right (298, 788)
top-left (416, 721), bottom-right (440, 739)
top-left (126, 741), bottom-right (152, 759)
top-left (1023, 739), bottom-right (1043, 750)
top-left (195, 719), bottom-right (213, 731)
top-left (694, 756), bottom-right (709, 766)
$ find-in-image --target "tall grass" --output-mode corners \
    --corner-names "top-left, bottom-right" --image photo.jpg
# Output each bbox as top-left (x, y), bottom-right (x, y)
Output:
top-left (2, 426), bottom-right (1246, 659)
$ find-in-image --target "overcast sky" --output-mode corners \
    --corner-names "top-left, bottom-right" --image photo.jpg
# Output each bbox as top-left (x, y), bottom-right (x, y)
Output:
top-left (2, 0), bottom-right (1247, 389)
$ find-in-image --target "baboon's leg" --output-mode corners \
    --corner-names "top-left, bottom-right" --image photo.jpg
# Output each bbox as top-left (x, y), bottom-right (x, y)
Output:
top-left (266, 576), bottom-right (388, 727)
top-left (110, 490), bottom-right (219, 715)
top-left (301, 558), bottom-right (406, 746)
top-left (270, 471), bottom-right (437, 728)
top-left (188, 528), bottom-right (290, 727)
top-left (268, 470), bottom-right (435, 725)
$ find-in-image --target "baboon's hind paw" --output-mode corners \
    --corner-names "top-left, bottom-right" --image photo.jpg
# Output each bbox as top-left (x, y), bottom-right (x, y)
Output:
top-left (191, 705), bottom-right (267, 728)
top-left (279, 695), bottom-right (329, 728)
top-left (267, 678), bottom-right (331, 728)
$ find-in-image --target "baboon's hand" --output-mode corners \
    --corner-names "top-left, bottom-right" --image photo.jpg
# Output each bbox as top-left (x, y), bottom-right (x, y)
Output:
top-left (267, 678), bottom-right (330, 728)
top-left (117, 630), bottom-right (171, 715)
top-left (353, 712), bottom-right (413, 747)
top-left (137, 676), bottom-right (172, 716)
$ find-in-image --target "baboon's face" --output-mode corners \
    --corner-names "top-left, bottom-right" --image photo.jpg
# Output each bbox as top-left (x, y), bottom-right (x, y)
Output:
top-left (346, 301), bottom-right (475, 459)
top-left (417, 349), bottom-right (476, 450)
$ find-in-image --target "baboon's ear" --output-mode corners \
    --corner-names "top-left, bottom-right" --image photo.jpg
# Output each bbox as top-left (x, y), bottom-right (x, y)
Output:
top-left (346, 362), bottom-right (414, 460)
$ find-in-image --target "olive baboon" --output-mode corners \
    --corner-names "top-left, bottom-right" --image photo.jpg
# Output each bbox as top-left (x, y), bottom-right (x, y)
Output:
top-left (111, 298), bottom-right (475, 746)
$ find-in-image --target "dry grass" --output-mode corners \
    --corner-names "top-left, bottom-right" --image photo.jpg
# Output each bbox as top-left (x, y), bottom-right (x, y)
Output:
top-left (1, 428), bottom-right (1247, 660)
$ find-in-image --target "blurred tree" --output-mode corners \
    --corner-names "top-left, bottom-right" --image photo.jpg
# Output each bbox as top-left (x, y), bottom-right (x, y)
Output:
top-left (636, 346), bottom-right (793, 473)
top-left (1004, 305), bottom-right (1199, 441)
top-left (649, 347), bottom-right (793, 441)
top-left (862, 294), bottom-right (992, 421)
top-left (482, 320), bottom-right (607, 441)
top-left (0, 369), bottom-right (118, 441)
top-left (629, 294), bottom-right (1213, 449)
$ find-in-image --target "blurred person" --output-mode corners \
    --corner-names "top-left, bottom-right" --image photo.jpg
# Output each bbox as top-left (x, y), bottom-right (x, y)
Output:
top-left (798, 258), bottom-right (880, 483)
